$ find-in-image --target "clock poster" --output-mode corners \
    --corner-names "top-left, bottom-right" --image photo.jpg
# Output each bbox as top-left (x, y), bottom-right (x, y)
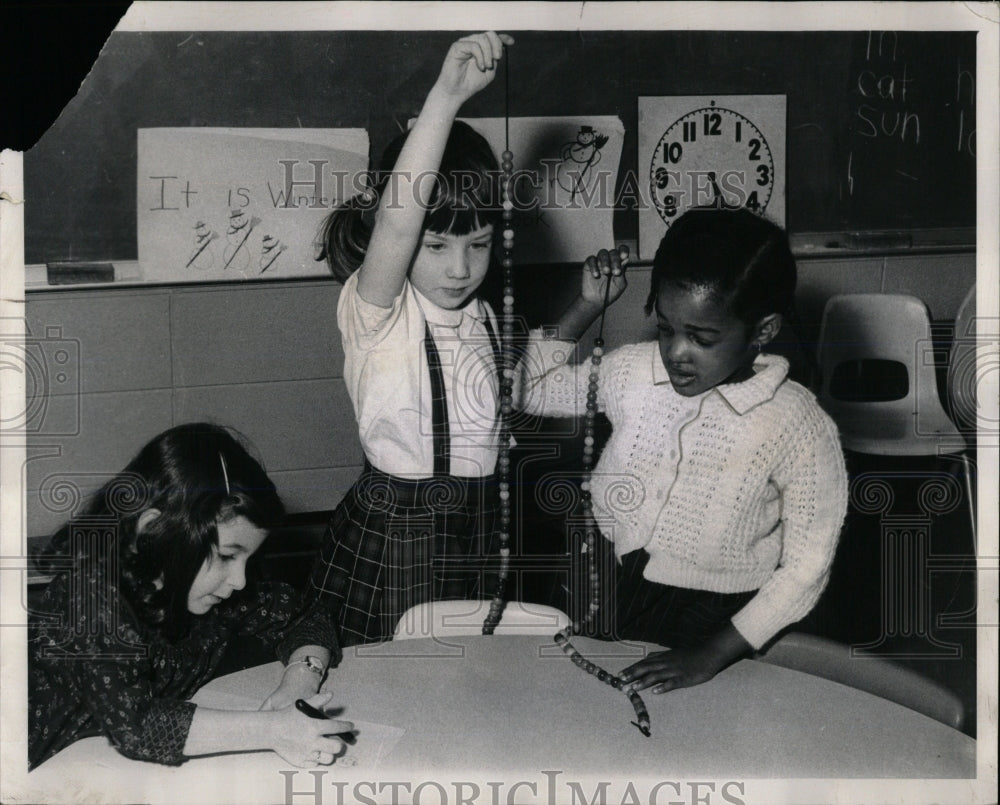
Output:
top-left (638, 95), bottom-right (786, 260)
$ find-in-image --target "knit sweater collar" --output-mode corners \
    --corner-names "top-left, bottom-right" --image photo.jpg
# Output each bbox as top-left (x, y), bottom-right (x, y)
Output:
top-left (649, 343), bottom-right (790, 415)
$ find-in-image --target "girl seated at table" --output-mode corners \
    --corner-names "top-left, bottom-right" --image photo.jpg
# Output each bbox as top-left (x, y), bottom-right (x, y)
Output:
top-left (29, 423), bottom-right (350, 769)
top-left (518, 207), bottom-right (849, 693)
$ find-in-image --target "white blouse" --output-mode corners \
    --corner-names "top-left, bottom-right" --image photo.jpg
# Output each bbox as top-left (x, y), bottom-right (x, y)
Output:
top-left (337, 271), bottom-right (503, 478)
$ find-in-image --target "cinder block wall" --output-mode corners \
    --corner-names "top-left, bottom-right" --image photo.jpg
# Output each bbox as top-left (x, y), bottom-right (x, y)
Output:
top-left (24, 250), bottom-right (975, 539)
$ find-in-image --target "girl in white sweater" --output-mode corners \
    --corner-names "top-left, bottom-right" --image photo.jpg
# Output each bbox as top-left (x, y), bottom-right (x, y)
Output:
top-left (519, 207), bottom-right (848, 693)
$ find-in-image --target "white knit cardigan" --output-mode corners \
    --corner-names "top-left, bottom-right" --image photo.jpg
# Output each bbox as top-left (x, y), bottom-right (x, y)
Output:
top-left (518, 341), bottom-right (849, 649)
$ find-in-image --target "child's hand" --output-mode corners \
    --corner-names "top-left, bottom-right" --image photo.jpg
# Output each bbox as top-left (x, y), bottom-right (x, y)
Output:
top-left (260, 666), bottom-right (321, 711)
top-left (435, 32), bottom-right (514, 103)
top-left (580, 245), bottom-right (629, 309)
top-left (618, 646), bottom-right (724, 694)
top-left (269, 693), bottom-right (353, 767)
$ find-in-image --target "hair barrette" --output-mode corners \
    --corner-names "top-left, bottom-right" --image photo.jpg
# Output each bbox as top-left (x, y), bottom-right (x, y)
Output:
top-left (219, 452), bottom-right (231, 495)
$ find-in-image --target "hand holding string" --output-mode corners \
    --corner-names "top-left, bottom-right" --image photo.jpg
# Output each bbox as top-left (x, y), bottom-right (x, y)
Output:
top-left (581, 245), bottom-right (630, 310)
top-left (435, 32), bottom-right (515, 104)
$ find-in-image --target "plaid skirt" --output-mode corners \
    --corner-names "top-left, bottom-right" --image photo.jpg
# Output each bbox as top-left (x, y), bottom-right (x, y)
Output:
top-left (310, 463), bottom-right (499, 647)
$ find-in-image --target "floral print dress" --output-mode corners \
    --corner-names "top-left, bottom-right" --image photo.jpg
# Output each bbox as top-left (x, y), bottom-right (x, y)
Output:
top-left (28, 573), bottom-right (337, 769)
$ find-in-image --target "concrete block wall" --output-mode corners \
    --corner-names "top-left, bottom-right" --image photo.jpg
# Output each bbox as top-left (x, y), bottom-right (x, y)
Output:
top-left (23, 250), bottom-right (975, 539)
top-left (24, 281), bottom-right (361, 539)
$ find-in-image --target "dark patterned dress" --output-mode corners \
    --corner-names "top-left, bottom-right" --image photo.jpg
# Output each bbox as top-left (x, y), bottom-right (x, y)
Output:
top-left (28, 574), bottom-right (338, 769)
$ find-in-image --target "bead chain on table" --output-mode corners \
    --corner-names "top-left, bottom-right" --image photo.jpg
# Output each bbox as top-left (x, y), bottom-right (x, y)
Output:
top-left (480, 44), bottom-right (651, 738)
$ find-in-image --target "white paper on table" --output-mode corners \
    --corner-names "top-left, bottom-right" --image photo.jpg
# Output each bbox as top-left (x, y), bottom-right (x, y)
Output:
top-left (333, 720), bottom-right (406, 770)
top-left (410, 116), bottom-right (624, 264)
top-left (190, 686), bottom-right (404, 770)
top-left (137, 127), bottom-right (369, 283)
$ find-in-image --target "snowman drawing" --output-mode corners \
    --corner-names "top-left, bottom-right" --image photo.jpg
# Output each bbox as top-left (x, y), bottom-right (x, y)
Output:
top-left (553, 125), bottom-right (609, 199)
top-left (186, 220), bottom-right (219, 270)
top-left (259, 234), bottom-right (288, 274)
top-left (223, 208), bottom-right (260, 272)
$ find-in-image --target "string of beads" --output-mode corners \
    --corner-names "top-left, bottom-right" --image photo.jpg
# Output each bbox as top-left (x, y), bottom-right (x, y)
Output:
top-left (482, 49), bottom-right (515, 634)
top-left (478, 45), bottom-right (650, 737)
top-left (552, 276), bottom-right (651, 737)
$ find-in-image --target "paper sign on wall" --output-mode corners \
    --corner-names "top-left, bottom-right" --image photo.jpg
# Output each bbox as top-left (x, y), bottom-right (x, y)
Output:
top-left (424, 117), bottom-right (625, 264)
top-left (638, 96), bottom-right (786, 260)
top-left (137, 128), bottom-right (369, 283)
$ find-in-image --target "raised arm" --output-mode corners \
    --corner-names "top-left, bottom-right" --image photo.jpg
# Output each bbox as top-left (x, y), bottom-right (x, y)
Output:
top-left (513, 246), bottom-right (629, 416)
top-left (357, 32), bottom-right (513, 308)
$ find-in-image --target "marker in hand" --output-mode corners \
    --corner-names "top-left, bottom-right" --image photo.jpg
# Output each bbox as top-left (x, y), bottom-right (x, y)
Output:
top-left (295, 698), bottom-right (358, 745)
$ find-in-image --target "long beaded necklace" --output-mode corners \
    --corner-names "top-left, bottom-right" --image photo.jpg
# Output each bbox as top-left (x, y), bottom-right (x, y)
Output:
top-left (480, 45), bottom-right (650, 738)
top-left (482, 44), bottom-right (514, 634)
top-left (553, 278), bottom-right (652, 738)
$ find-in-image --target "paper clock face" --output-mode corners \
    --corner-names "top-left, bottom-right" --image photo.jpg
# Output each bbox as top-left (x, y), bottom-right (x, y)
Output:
top-left (638, 95), bottom-right (786, 260)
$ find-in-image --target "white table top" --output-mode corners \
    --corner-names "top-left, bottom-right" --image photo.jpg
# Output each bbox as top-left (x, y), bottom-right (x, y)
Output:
top-left (286, 634), bottom-right (976, 778)
top-left (21, 634), bottom-right (979, 804)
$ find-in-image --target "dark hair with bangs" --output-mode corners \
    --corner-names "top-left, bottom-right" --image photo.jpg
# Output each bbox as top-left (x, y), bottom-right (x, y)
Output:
top-left (317, 120), bottom-right (502, 282)
top-left (38, 423), bottom-right (284, 640)
top-left (644, 206), bottom-right (797, 332)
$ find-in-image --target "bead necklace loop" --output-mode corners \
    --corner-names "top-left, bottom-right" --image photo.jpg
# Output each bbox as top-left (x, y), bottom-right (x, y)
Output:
top-left (479, 44), bottom-right (650, 738)
top-left (552, 275), bottom-right (651, 737)
top-left (483, 45), bottom-right (514, 635)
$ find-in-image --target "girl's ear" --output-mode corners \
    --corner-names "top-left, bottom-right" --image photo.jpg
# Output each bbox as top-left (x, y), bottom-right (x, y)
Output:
top-left (136, 508), bottom-right (162, 535)
top-left (752, 313), bottom-right (783, 347)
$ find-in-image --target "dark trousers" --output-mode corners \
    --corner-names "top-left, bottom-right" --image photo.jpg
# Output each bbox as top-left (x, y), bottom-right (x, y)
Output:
top-left (595, 546), bottom-right (757, 649)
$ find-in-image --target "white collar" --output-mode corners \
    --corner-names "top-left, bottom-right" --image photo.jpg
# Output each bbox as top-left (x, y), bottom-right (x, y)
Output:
top-left (649, 342), bottom-right (789, 415)
top-left (411, 283), bottom-right (483, 328)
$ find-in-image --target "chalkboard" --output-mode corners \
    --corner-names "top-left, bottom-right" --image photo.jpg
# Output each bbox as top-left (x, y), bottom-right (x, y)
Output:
top-left (842, 31), bottom-right (977, 231)
top-left (24, 29), bottom-right (976, 264)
